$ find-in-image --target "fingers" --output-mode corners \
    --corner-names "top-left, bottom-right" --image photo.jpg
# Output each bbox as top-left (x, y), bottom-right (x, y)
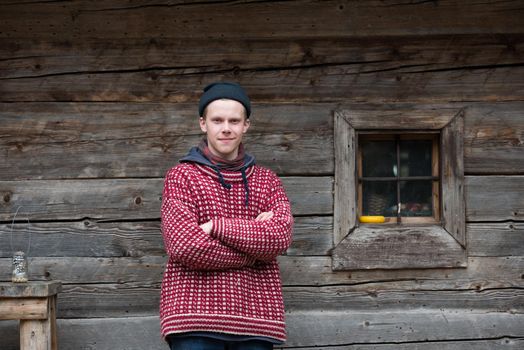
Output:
top-left (255, 211), bottom-right (274, 221)
top-left (199, 220), bottom-right (213, 234)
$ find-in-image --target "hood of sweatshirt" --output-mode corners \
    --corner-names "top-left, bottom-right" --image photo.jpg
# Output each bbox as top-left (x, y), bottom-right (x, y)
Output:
top-left (179, 147), bottom-right (256, 206)
top-left (179, 146), bottom-right (255, 170)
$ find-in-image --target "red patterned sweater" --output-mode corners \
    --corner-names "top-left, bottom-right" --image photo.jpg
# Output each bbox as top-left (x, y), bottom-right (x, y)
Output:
top-left (160, 162), bottom-right (293, 342)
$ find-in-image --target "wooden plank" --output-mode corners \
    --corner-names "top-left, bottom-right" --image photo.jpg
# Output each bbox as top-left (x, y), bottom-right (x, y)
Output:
top-left (442, 110), bottom-right (466, 246)
top-left (332, 225), bottom-right (466, 270)
top-left (279, 256), bottom-right (524, 288)
top-left (56, 283), bottom-right (160, 318)
top-left (1, 1), bottom-right (523, 40)
top-left (466, 176), bottom-right (524, 221)
top-left (50, 284), bottom-right (523, 318)
top-left (59, 317), bottom-right (166, 350)
top-left (0, 216), bottom-right (332, 258)
top-left (468, 222), bottom-right (524, 257)
top-left (281, 339), bottom-right (524, 350)
top-left (339, 105), bottom-right (459, 130)
top-left (465, 103), bottom-right (524, 175)
top-left (1, 34), bottom-right (523, 103)
top-left (0, 176), bottom-right (333, 221)
top-left (283, 287), bottom-right (523, 313)
top-left (0, 256), bottom-right (166, 285)
top-left (1, 256), bottom-right (522, 291)
top-left (20, 318), bottom-right (51, 350)
top-left (1, 101), bottom-right (522, 178)
top-left (0, 298), bottom-right (48, 320)
top-left (285, 216), bottom-right (333, 256)
top-left (0, 103), bottom-right (333, 179)
top-left (2, 311), bottom-right (523, 349)
top-left (0, 281), bottom-right (61, 298)
top-left (1, 59), bottom-right (522, 103)
top-left (285, 311), bottom-right (524, 347)
top-left (0, 220), bottom-right (165, 258)
top-left (333, 112), bottom-right (356, 245)
top-left (2, 35), bottom-right (523, 81)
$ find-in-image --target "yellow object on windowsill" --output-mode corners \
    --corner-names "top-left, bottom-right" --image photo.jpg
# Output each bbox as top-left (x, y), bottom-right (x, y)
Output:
top-left (359, 216), bottom-right (386, 223)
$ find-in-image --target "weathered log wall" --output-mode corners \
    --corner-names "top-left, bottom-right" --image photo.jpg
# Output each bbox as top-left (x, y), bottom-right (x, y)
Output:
top-left (0, 0), bottom-right (523, 349)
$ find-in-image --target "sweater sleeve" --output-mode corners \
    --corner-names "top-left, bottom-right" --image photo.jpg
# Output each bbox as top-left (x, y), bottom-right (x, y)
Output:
top-left (211, 173), bottom-right (293, 262)
top-left (161, 167), bottom-right (255, 271)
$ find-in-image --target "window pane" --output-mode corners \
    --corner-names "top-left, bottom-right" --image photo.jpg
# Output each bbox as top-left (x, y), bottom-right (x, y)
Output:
top-left (362, 181), bottom-right (397, 216)
top-left (399, 180), bottom-right (433, 217)
top-left (399, 140), bottom-right (433, 177)
top-left (361, 141), bottom-right (396, 177)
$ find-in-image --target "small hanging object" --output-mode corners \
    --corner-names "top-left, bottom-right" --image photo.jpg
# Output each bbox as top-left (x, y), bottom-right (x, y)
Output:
top-left (12, 251), bottom-right (29, 283)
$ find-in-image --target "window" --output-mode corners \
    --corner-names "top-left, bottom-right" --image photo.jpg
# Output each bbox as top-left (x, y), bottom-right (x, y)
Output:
top-left (332, 105), bottom-right (466, 270)
top-left (358, 133), bottom-right (440, 224)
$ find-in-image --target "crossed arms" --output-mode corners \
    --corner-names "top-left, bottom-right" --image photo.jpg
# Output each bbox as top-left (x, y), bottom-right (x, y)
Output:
top-left (161, 168), bottom-right (293, 271)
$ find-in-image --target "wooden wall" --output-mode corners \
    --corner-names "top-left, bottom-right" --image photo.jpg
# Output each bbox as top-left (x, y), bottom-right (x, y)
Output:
top-left (1, 0), bottom-right (523, 348)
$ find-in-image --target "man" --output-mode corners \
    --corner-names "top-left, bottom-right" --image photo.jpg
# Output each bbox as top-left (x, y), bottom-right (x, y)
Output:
top-left (160, 82), bottom-right (294, 350)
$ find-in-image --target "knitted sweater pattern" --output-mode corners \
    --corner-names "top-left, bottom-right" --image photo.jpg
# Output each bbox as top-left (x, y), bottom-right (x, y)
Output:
top-left (160, 162), bottom-right (294, 342)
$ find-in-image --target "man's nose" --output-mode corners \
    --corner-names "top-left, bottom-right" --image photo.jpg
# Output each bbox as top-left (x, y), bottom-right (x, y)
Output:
top-left (222, 122), bottom-right (231, 132)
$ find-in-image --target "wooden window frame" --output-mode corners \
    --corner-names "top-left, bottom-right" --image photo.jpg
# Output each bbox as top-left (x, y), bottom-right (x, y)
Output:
top-left (357, 133), bottom-right (440, 225)
top-left (332, 105), bottom-right (467, 270)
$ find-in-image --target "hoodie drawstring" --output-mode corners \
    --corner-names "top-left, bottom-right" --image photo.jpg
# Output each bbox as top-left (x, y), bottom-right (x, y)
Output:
top-left (212, 166), bottom-right (232, 190)
top-left (211, 166), bottom-right (250, 207)
top-left (241, 167), bottom-right (249, 207)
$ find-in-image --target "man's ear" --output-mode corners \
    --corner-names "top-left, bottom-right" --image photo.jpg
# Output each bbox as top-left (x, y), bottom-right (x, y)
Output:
top-left (199, 117), bottom-right (207, 133)
top-left (243, 118), bottom-right (250, 133)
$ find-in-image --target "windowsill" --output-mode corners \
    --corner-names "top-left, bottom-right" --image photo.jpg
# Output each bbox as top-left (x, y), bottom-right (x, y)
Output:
top-left (332, 224), bottom-right (467, 271)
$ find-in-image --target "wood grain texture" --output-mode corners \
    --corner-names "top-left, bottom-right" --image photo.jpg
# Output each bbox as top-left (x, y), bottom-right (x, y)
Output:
top-left (1, 34), bottom-right (522, 103)
top-left (332, 225), bottom-right (466, 270)
top-left (1, 1), bottom-right (523, 41)
top-left (278, 256), bottom-right (524, 288)
top-left (282, 339), bottom-right (524, 350)
top-left (465, 103), bottom-right (524, 175)
top-left (284, 310), bottom-right (524, 347)
top-left (0, 281), bottom-right (61, 298)
top-left (333, 111), bottom-right (356, 245)
top-left (283, 286), bottom-right (523, 313)
top-left (47, 284), bottom-right (524, 318)
top-left (1, 102), bottom-right (522, 179)
top-left (468, 222), bottom-right (524, 257)
top-left (0, 103), bottom-right (333, 179)
top-left (0, 216), bottom-right (332, 258)
top-left (1, 58), bottom-right (521, 103)
top-left (338, 105), bottom-right (459, 130)
top-left (0, 176), bottom-right (333, 221)
top-left (0, 220), bottom-right (165, 258)
top-left (0, 256), bottom-right (166, 285)
top-left (1, 312), bottom-right (523, 349)
top-left (466, 176), bottom-right (524, 221)
top-left (7, 216), bottom-right (517, 260)
top-left (1, 35), bottom-right (522, 80)
top-left (20, 318), bottom-right (51, 350)
top-left (441, 110), bottom-right (466, 246)
top-left (0, 298), bottom-right (48, 320)
top-left (1, 256), bottom-right (521, 291)
top-left (1, 32), bottom-right (523, 103)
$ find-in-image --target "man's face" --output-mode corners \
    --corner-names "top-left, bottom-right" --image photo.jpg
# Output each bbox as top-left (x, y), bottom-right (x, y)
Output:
top-left (199, 99), bottom-right (250, 161)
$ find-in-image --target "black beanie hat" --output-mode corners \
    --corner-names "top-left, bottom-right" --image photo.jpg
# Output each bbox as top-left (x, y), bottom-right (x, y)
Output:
top-left (198, 82), bottom-right (251, 118)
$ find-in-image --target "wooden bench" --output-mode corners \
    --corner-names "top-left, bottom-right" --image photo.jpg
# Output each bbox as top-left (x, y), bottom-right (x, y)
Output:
top-left (0, 281), bottom-right (61, 350)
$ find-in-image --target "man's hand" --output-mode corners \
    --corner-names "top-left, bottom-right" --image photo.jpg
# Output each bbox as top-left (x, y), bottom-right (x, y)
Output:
top-left (255, 211), bottom-right (274, 222)
top-left (200, 212), bottom-right (273, 234)
top-left (200, 220), bottom-right (213, 234)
